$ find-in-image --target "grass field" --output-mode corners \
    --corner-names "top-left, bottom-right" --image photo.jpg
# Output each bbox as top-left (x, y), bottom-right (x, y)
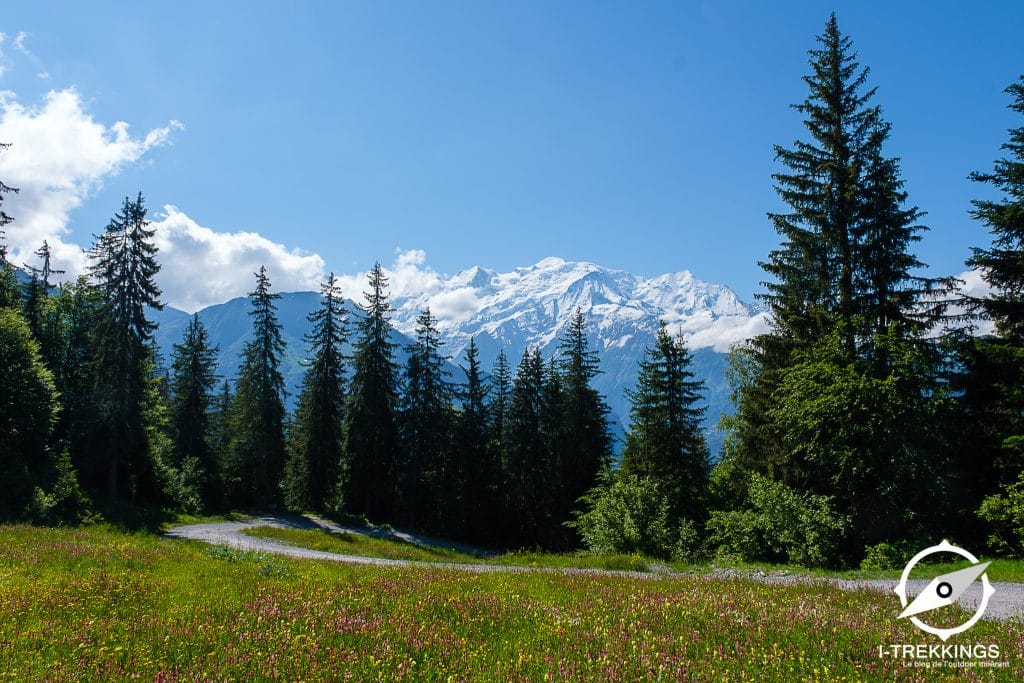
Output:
top-left (243, 525), bottom-right (653, 572)
top-left (2, 524), bottom-right (1023, 681)
top-left (243, 522), bottom-right (1024, 582)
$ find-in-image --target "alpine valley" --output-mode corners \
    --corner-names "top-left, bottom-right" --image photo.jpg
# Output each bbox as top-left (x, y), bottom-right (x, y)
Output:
top-left (151, 257), bottom-right (769, 456)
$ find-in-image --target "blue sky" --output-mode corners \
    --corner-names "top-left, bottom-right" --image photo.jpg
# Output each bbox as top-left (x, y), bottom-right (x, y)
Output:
top-left (0, 1), bottom-right (1021, 310)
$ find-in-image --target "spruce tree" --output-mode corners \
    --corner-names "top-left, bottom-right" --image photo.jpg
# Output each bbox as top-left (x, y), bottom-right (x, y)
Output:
top-left (454, 337), bottom-right (498, 541)
top-left (42, 279), bottom-right (103, 477)
top-left (22, 241), bottom-right (65, 341)
top-left (620, 326), bottom-right (710, 524)
top-left (968, 76), bottom-right (1024, 344)
top-left (555, 308), bottom-right (612, 536)
top-left (488, 348), bottom-right (512, 468)
top-left (725, 15), bottom-right (951, 552)
top-left (0, 142), bottom-right (16, 267)
top-left (0, 307), bottom-right (59, 521)
top-left (962, 75), bottom-right (1024, 485)
top-left (504, 347), bottom-right (551, 546)
top-left (209, 380), bottom-right (234, 503)
top-left (398, 307), bottom-right (454, 531)
top-left (344, 263), bottom-right (400, 522)
top-left (88, 192), bottom-right (163, 501)
top-left (284, 275), bottom-right (349, 512)
top-left (169, 315), bottom-right (219, 503)
top-left (762, 13), bottom-right (880, 354)
top-left (228, 267), bottom-right (287, 505)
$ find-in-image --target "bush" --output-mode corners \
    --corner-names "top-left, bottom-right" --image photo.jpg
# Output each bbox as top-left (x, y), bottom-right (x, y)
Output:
top-left (571, 473), bottom-right (676, 559)
top-left (860, 541), bottom-right (912, 571)
top-left (162, 456), bottom-right (206, 515)
top-left (25, 449), bottom-right (96, 526)
top-left (978, 472), bottom-right (1024, 556)
top-left (706, 474), bottom-right (847, 567)
top-left (672, 518), bottom-right (703, 563)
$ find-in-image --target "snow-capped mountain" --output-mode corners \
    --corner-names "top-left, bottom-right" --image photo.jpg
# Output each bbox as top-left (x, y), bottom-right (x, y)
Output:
top-left (152, 257), bottom-right (768, 456)
top-left (385, 257), bottom-right (769, 455)
top-left (387, 256), bottom-right (762, 359)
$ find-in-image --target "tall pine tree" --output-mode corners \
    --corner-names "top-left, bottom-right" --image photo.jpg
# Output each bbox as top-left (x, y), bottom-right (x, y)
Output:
top-left (453, 337), bottom-right (499, 541)
top-left (284, 274), bottom-right (349, 512)
top-left (398, 307), bottom-right (454, 531)
top-left (344, 263), bottom-right (400, 522)
top-left (504, 347), bottom-right (552, 546)
top-left (961, 75), bottom-right (1024, 486)
top-left (88, 192), bottom-right (163, 501)
top-left (555, 308), bottom-right (612, 539)
top-left (22, 242), bottom-right (64, 341)
top-left (725, 15), bottom-right (951, 551)
top-left (0, 142), bottom-right (16, 270)
top-left (488, 349), bottom-right (512, 470)
top-left (620, 326), bottom-right (710, 524)
top-left (227, 267), bottom-right (287, 506)
top-left (169, 315), bottom-right (220, 504)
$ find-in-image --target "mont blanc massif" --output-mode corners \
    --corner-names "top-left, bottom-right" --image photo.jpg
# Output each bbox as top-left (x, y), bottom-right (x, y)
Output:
top-left (153, 257), bottom-right (768, 455)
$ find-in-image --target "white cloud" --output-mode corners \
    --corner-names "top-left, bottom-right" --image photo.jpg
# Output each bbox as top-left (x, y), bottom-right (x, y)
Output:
top-left (0, 87), bottom-right (181, 276)
top-left (428, 287), bottom-right (480, 322)
top-left (668, 311), bottom-right (771, 352)
top-left (334, 247), bottom-right (447, 304)
top-left (953, 268), bottom-right (996, 336)
top-left (151, 206), bottom-right (326, 312)
top-left (13, 32), bottom-right (32, 58)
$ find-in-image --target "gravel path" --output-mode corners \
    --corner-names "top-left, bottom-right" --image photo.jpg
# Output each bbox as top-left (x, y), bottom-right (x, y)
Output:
top-left (166, 515), bottom-right (1024, 622)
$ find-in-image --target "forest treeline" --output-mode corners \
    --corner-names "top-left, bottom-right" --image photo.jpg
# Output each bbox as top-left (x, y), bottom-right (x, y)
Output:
top-left (1, 15), bottom-right (1022, 567)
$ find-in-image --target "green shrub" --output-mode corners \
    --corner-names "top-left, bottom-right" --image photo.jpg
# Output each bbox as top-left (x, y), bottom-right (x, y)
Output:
top-left (25, 449), bottom-right (96, 526)
top-left (978, 471), bottom-right (1024, 556)
top-left (860, 541), bottom-right (912, 571)
top-left (571, 473), bottom-right (676, 559)
top-left (672, 518), bottom-right (703, 563)
top-left (706, 474), bottom-right (847, 567)
top-left (161, 455), bottom-right (206, 515)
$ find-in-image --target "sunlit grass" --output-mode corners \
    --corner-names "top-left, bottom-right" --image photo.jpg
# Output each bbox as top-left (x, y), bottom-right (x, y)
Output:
top-left (242, 525), bottom-right (477, 563)
top-left (678, 557), bottom-right (1024, 583)
top-left (3, 524), bottom-right (1022, 681)
top-left (243, 525), bottom-right (654, 572)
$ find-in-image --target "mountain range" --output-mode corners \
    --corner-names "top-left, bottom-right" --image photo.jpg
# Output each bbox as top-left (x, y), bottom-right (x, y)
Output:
top-left (151, 257), bottom-right (769, 456)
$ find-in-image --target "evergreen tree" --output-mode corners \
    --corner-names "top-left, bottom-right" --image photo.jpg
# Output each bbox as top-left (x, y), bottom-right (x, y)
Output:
top-left (227, 267), bottom-right (287, 506)
top-left (22, 241), bottom-right (65, 341)
top-left (284, 274), bottom-right (349, 513)
top-left (855, 133), bottom-right (951, 347)
top-left (504, 347), bottom-right (551, 546)
top-left (344, 263), bottom-right (400, 522)
top-left (398, 307), bottom-right (454, 531)
top-left (488, 349), bottom-right (512, 469)
top-left (722, 15), bottom-right (952, 554)
top-left (0, 307), bottom-right (59, 520)
top-left (209, 380), bottom-right (234, 504)
top-left (43, 279), bottom-right (103, 480)
top-left (0, 142), bottom-right (16, 267)
top-left (453, 337), bottom-right (499, 541)
top-left (620, 327), bottom-right (710, 524)
top-left (168, 315), bottom-right (219, 503)
top-left (960, 75), bottom-right (1024, 491)
top-left (0, 262), bottom-right (18, 310)
top-left (555, 308), bottom-right (612, 537)
top-left (968, 75), bottom-right (1024, 344)
top-left (0, 182), bottom-right (21, 308)
top-left (88, 192), bottom-right (163, 501)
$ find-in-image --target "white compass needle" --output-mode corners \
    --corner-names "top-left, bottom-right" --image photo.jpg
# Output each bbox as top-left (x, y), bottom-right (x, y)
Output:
top-left (898, 562), bottom-right (991, 619)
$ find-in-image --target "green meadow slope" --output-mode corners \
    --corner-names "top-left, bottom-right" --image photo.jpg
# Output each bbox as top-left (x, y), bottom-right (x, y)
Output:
top-left (2, 525), bottom-right (1022, 681)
